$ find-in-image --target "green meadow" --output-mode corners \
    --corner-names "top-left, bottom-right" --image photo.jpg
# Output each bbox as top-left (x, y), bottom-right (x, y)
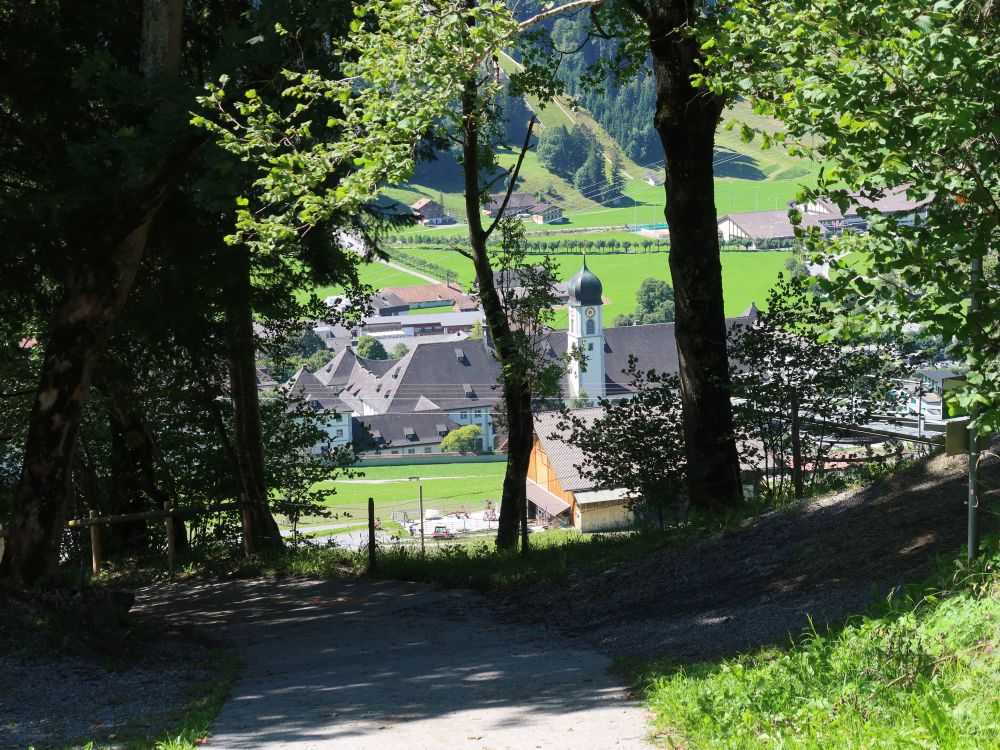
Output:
top-left (309, 461), bottom-right (507, 520)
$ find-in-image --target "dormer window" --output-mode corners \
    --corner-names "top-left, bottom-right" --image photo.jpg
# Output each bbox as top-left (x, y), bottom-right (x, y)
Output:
top-left (455, 347), bottom-right (468, 364)
top-left (463, 383), bottom-right (475, 397)
top-left (403, 426), bottom-right (416, 440)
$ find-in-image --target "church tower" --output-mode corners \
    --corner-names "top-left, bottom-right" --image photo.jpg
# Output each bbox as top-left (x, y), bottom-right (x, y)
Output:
top-left (566, 258), bottom-right (605, 402)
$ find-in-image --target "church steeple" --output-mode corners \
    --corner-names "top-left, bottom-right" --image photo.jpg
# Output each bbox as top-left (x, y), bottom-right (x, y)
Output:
top-left (566, 258), bottom-right (605, 402)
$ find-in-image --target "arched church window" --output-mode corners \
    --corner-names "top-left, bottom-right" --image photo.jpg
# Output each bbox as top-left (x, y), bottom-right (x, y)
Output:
top-left (586, 319), bottom-right (595, 335)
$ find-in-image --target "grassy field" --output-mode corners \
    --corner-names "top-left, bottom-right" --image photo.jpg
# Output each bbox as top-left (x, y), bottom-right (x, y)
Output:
top-left (635, 546), bottom-right (1000, 748)
top-left (384, 248), bottom-right (789, 323)
top-left (310, 461), bottom-right (506, 520)
top-left (311, 259), bottom-right (430, 300)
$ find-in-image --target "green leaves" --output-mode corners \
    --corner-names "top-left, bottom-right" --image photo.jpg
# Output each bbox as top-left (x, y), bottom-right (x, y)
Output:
top-left (706, 0), bottom-right (1000, 430)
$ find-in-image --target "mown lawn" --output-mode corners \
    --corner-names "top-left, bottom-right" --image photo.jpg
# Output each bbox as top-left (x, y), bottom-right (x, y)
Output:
top-left (633, 545), bottom-right (1000, 749)
top-left (310, 461), bottom-right (507, 519)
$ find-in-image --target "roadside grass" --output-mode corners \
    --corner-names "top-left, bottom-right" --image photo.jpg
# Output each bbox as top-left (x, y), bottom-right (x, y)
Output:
top-left (148, 650), bottom-right (238, 750)
top-left (626, 541), bottom-right (1000, 749)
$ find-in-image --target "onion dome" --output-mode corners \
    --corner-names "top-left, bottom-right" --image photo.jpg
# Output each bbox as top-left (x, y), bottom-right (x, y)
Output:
top-left (567, 258), bottom-right (603, 305)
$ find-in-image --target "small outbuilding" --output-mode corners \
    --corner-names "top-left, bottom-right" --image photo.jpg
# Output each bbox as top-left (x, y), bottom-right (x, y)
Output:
top-left (526, 410), bottom-right (634, 533)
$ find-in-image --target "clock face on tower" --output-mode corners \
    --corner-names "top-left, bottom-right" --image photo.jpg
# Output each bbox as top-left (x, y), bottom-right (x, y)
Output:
top-left (585, 306), bottom-right (596, 318)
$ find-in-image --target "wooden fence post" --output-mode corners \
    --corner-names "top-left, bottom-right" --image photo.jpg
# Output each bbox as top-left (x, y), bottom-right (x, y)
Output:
top-left (164, 501), bottom-right (176, 577)
top-left (240, 493), bottom-right (255, 557)
top-left (89, 510), bottom-right (102, 576)
top-left (368, 497), bottom-right (376, 574)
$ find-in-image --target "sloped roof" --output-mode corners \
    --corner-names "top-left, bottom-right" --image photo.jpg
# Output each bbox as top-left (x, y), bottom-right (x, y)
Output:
top-left (384, 339), bottom-right (502, 412)
top-left (315, 349), bottom-right (358, 388)
top-left (719, 210), bottom-right (827, 241)
top-left (544, 310), bottom-right (757, 398)
top-left (353, 413), bottom-right (460, 450)
top-left (283, 367), bottom-right (351, 413)
top-left (533, 408), bottom-right (605, 492)
top-left (380, 283), bottom-right (468, 306)
top-left (484, 192), bottom-right (537, 211)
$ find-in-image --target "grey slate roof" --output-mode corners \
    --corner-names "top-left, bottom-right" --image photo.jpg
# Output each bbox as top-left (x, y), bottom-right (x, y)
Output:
top-left (354, 413), bottom-right (461, 450)
top-left (284, 367), bottom-right (351, 413)
top-left (315, 349), bottom-right (359, 388)
top-left (544, 308), bottom-right (758, 398)
top-left (335, 339), bottom-right (501, 416)
top-left (381, 339), bottom-right (502, 413)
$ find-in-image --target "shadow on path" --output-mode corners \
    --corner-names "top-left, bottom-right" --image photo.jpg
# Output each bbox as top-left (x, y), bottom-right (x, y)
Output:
top-left (136, 577), bottom-right (648, 749)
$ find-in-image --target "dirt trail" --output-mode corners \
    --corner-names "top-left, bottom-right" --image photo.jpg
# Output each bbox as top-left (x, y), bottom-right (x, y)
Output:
top-left (499, 453), bottom-right (998, 662)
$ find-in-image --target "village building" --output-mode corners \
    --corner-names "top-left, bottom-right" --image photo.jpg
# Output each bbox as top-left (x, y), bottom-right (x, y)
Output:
top-left (718, 186), bottom-right (933, 248)
top-left (353, 413), bottom-right (463, 456)
top-left (542, 260), bottom-right (759, 402)
top-left (284, 367), bottom-right (353, 454)
top-left (527, 409), bottom-right (633, 532)
top-left (410, 197), bottom-right (452, 226)
top-left (530, 203), bottom-right (565, 224)
top-left (483, 191), bottom-right (564, 222)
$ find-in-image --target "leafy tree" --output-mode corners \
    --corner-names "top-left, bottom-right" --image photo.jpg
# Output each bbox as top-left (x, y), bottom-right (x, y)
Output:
top-left (608, 152), bottom-right (626, 204)
top-left (616, 277), bottom-right (675, 325)
top-left (713, 0), bottom-right (999, 550)
top-left (558, 358), bottom-right (687, 529)
top-left (714, 0), bottom-right (999, 429)
top-left (574, 150), bottom-right (606, 198)
top-left (390, 342), bottom-right (410, 359)
top-left (729, 276), bottom-right (904, 500)
top-left (528, 1), bottom-right (747, 508)
top-left (0, 0), bottom-right (372, 586)
top-left (440, 424), bottom-right (483, 454)
top-left (468, 320), bottom-right (485, 341)
top-left (356, 335), bottom-right (389, 361)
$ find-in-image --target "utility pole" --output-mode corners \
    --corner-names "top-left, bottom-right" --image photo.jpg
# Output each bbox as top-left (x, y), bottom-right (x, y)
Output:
top-left (419, 483), bottom-right (425, 555)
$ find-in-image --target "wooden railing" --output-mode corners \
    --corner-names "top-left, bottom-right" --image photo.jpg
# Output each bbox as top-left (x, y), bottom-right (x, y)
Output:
top-left (0, 495), bottom-right (384, 578)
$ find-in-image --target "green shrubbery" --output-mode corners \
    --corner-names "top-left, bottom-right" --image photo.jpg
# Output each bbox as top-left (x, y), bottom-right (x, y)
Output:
top-left (640, 543), bottom-right (1000, 748)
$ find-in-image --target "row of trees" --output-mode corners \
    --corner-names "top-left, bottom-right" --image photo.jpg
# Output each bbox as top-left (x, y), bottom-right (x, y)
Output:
top-left (400, 237), bottom-right (671, 253)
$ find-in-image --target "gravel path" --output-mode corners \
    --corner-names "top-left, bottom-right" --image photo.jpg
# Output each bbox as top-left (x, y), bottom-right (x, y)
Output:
top-left (499, 453), bottom-right (998, 662)
top-left (135, 577), bottom-right (649, 750)
top-left (0, 629), bottom-right (211, 749)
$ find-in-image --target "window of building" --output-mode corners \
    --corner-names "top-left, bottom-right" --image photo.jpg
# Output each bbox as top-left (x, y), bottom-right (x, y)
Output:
top-left (586, 319), bottom-right (595, 335)
top-left (335, 429), bottom-right (344, 438)
top-left (460, 410), bottom-right (468, 419)
top-left (391, 450), bottom-right (398, 454)
top-left (407, 448), bottom-right (415, 454)
top-left (424, 447), bottom-right (432, 454)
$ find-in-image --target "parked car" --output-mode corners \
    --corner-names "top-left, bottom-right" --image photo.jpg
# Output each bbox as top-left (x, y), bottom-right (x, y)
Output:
top-left (431, 525), bottom-right (456, 540)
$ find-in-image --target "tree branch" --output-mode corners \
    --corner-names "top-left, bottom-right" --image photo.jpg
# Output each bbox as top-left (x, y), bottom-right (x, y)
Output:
top-left (484, 115), bottom-right (537, 241)
top-left (518, 0), bottom-right (607, 31)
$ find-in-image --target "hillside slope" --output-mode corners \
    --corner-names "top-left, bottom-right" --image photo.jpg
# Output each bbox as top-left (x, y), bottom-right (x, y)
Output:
top-left (498, 452), bottom-right (997, 662)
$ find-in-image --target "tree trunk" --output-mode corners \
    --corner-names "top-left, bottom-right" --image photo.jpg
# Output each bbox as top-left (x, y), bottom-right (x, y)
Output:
top-left (225, 248), bottom-right (283, 549)
top-left (647, 0), bottom-right (743, 509)
top-left (101, 372), bottom-right (187, 550)
top-left (460, 76), bottom-right (533, 551)
top-left (0, 0), bottom-right (186, 588)
top-left (790, 388), bottom-right (804, 499)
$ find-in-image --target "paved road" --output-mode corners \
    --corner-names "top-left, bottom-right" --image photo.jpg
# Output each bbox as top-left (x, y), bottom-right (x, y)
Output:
top-left (135, 577), bottom-right (649, 750)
